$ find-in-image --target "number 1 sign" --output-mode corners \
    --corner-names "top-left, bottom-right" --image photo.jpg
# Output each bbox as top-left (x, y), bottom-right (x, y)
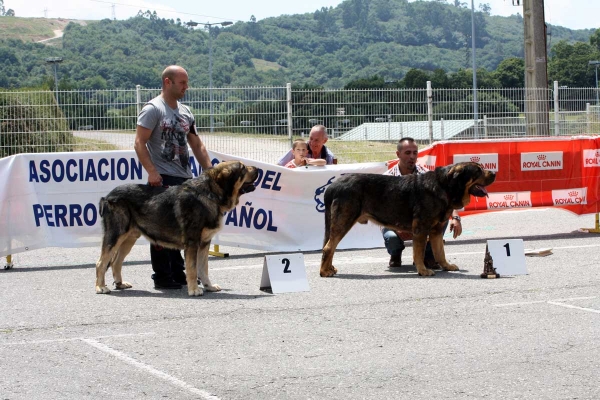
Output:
top-left (486, 239), bottom-right (527, 275)
top-left (260, 253), bottom-right (310, 294)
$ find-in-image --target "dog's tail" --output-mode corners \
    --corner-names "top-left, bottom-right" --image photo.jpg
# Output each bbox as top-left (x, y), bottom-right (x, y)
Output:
top-left (322, 187), bottom-right (334, 247)
top-left (98, 197), bottom-right (109, 218)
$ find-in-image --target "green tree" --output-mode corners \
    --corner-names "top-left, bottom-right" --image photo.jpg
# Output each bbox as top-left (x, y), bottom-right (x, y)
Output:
top-left (448, 68), bottom-right (473, 88)
top-left (479, 3), bottom-right (491, 16)
top-left (344, 75), bottom-right (385, 89)
top-left (403, 68), bottom-right (430, 88)
top-left (493, 57), bottom-right (524, 88)
top-left (246, 15), bottom-right (262, 40)
top-left (431, 68), bottom-right (451, 88)
top-left (314, 7), bottom-right (337, 34)
top-left (548, 40), bottom-right (598, 86)
top-left (375, 0), bottom-right (392, 22)
top-left (590, 28), bottom-right (600, 51)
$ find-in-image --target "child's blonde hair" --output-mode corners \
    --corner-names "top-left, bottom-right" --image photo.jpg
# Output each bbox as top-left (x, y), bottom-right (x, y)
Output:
top-left (292, 139), bottom-right (307, 150)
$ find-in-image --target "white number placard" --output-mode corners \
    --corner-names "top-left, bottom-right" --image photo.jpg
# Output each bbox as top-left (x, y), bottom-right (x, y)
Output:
top-left (260, 253), bottom-right (310, 294)
top-left (487, 239), bottom-right (527, 275)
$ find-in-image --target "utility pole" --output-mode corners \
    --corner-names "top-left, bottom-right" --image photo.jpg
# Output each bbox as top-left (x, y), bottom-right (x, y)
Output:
top-left (521, 0), bottom-right (549, 136)
top-left (186, 20), bottom-right (233, 133)
top-left (45, 57), bottom-right (63, 104)
top-left (470, 0), bottom-right (479, 139)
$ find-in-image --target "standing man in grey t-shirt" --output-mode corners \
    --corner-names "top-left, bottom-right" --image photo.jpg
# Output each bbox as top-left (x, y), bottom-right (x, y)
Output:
top-left (135, 65), bottom-right (213, 290)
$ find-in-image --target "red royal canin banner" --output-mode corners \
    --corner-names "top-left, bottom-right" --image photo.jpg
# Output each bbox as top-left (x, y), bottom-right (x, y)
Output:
top-left (388, 136), bottom-right (600, 216)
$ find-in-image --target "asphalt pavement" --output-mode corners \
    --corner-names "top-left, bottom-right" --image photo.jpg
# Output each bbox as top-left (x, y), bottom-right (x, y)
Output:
top-left (1, 208), bottom-right (599, 400)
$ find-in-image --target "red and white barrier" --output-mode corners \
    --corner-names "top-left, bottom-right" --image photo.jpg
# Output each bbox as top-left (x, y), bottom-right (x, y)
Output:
top-left (389, 136), bottom-right (600, 216)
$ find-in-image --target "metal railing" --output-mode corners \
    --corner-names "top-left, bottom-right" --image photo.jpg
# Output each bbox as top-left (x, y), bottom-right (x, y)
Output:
top-left (1, 82), bottom-right (599, 163)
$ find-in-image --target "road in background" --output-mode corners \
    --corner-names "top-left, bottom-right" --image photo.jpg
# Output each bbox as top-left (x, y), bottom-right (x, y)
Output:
top-left (1, 208), bottom-right (599, 399)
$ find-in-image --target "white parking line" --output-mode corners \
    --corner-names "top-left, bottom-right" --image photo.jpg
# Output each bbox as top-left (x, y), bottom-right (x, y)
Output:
top-left (1, 332), bottom-right (155, 347)
top-left (494, 300), bottom-right (548, 307)
top-left (547, 301), bottom-right (600, 314)
top-left (82, 338), bottom-right (220, 400)
top-left (1, 332), bottom-right (219, 398)
top-left (551, 296), bottom-right (597, 302)
top-left (495, 296), bottom-right (599, 314)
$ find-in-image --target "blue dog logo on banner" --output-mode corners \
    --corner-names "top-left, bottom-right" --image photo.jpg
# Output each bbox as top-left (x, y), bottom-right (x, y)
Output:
top-left (314, 176), bottom-right (337, 213)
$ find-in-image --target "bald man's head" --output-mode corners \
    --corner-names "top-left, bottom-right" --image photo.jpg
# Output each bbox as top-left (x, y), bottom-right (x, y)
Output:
top-left (160, 65), bottom-right (189, 102)
top-left (162, 65), bottom-right (187, 88)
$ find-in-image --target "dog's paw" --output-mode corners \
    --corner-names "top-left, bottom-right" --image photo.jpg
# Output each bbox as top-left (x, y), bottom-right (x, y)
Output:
top-left (442, 263), bottom-right (459, 271)
top-left (114, 281), bottom-right (133, 290)
top-left (188, 286), bottom-right (204, 296)
top-left (319, 266), bottom-right (338, 277)
top-left (417, 268), bottom-right (436, 277)
top-left (204, 283), bottom-right (221, 292)
top-left (96, 285), bottom-right (111, 294)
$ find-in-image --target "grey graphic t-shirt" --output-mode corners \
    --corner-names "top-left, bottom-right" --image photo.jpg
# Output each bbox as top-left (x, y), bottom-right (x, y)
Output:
top-left (137, 96), bottom-right (197, 178)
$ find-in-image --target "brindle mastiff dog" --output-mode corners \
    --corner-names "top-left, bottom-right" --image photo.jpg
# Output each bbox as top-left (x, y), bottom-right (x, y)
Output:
top-left (320, 162), bottom-right (496, 277)
top-left (95, 160), bottom-right (258, 296)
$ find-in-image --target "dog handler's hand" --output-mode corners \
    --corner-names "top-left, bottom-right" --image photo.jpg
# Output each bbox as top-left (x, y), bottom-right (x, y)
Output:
top-left (449, 219), bottom-right (462, 239)
top-left (148, 171), bottom-right (163, 187)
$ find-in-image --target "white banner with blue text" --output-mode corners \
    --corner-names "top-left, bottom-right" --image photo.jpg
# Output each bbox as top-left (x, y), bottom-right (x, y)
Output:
top-left (0, 151), bottom-right (387, 257)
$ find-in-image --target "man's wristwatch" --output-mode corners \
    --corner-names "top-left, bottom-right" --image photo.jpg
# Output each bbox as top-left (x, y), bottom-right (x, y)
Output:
top-left (452, 215), bottom-right (461, 222)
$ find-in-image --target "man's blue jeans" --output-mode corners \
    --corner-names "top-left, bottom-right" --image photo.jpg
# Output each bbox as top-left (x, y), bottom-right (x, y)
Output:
top-left (382, 221), bottom-right (449, 260)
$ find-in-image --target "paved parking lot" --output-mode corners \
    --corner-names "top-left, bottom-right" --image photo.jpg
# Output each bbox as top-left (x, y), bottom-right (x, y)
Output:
top-left (1, 208), bottom-right (599, 399)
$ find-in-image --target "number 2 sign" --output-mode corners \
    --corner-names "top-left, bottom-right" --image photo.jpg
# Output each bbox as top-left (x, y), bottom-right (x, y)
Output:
top-left (487, 239), bottom-right (527, 275)
top-left (260, 253), bottom-right (310, 293)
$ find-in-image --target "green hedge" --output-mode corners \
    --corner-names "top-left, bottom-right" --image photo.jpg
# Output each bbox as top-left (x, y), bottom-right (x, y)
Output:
top-left (0, 90), bottom-right (74, 157)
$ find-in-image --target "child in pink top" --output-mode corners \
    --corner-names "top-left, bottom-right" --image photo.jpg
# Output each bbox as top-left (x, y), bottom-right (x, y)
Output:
top-left (285, 139), bottom-right (308, 168)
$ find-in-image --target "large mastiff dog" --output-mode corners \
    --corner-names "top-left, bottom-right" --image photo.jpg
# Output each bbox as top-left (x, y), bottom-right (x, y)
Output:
top-left (95, 160), bottom-right (258, 296)
top-left (320, 162), bottom-right (496, 277)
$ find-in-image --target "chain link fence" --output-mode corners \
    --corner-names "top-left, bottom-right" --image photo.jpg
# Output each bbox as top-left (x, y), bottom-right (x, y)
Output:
top-left (1, 83), bottom-right (599, 163)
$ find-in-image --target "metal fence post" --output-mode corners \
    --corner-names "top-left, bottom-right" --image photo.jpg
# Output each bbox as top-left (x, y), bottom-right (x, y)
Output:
top-left (587, 103), bottom-right (591, 133)
top-left (553, 81), bottom-right (559, 136)
top-left (427, 81), bottom-right (433, 144)
top-left (286, 83), bottom-right (293, 148)
top-left (484, 115), bottom-right (488, 138)
top-left (440, 118), bottom-right (444, 140)
top-left (136, 85), bottom-right (141, 116)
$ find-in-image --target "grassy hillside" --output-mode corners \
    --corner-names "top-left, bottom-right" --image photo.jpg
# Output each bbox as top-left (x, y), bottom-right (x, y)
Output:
top-left (0, 0), bottom-right (596, 90)
top-left (0, 17), bottom-right (86, 42)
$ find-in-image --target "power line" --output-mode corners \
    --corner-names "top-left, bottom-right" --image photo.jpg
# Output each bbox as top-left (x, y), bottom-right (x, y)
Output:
top-left (89, 0), bottom-right (242, 23)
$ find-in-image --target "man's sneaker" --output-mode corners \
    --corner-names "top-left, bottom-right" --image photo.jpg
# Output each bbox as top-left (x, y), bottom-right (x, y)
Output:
top-left (424, 255), bottom-right (442, 270)
top-left (152, 275), bottom-right (182, 289)
top-left (388, 253), bottom-right (402, 268)
top-left (173, 274), bottom-right (202, 286)
top-left (173, 273), bottom-right (188, 285)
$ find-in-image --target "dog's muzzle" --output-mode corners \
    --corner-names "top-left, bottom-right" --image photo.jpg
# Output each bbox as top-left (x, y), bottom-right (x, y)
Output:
top-left (469, 184), bottom-right (489, 197)
top-left (240, 182), bottom-right (256, 194)
top-left (470, 171), bottom-right (496, 197)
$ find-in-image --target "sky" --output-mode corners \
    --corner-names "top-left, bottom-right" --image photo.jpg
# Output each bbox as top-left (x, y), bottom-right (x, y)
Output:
top-left (4, 0), bottom-right (599, 31)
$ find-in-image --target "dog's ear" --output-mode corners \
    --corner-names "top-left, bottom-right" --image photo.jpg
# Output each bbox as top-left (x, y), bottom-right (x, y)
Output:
top-left (445, 162), bottom-right (475, 206)
top-left (448, 163), bottom-right (467, 181)
top-left (217, 161), bottom-right (245, 192)
top-left (448, 162), bottom-right (481, 181)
